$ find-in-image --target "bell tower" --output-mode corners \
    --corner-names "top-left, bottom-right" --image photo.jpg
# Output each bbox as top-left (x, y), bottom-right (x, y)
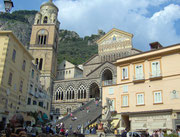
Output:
top-left (29, 0), bottom-right (60, 96)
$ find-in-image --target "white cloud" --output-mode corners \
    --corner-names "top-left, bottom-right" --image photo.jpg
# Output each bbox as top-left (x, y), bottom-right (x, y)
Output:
top-left (0, 3), bottom-right (4, 12)
top-left (54, 0), bottom-right (180, 50)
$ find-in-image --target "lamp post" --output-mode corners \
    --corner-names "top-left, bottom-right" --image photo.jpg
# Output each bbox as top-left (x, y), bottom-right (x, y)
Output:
top-left (4, 0), bottom-right (14, 13)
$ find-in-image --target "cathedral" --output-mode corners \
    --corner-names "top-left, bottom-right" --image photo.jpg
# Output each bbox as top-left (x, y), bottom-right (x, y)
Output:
top-left (52, 28), bottom-right (141, 119)
top-left (28, 0), bottom-right (141, 120)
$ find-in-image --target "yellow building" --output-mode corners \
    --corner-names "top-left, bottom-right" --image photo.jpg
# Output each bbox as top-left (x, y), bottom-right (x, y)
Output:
top-left (0, 31), bottom-right (33, 123)
top-left (102, 42), bottom-right (180, 133)
top-left (26, 63), bottom-right (51, 119)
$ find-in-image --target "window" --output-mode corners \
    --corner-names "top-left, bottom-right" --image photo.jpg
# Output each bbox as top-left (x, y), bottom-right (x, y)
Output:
top-left (123, 85), bottom-right (128, 93)
top-left (137, 93), bottom-right (144, 105)
top-left (31, 69), bottom-right (34, 78)
top-left (39, 102), bottom-right (43, 107)
top-left (12, 49), bottom-right (16, 62)
top-left (110, 99), bottom-right (115, 111)
top-left (35, 58), bottom-right (39, 66)
top-left (36, 74), bottom-right (39, 82)
top-left (69, 70), bottom-right (71, 74)
top-left (8, 72), bottom-right (13, 86)
top-left (43, 16), bottom-right (48, 23)
top-left (30, 84), bottom-right (33, 92)
top-left (38, 35), bottom-right (47, 45)
top-left (135, 64), bottom-right (143, 79)
top-left (56, 108), bottom-right (60, 114)
top-left (109, 88), bottom-right (114, 95)
top-left (22, 60), bottom-right (26, 71)
top-left (19, 80), bottom-right (23, 92)
top-left (151, 61), bottom-right (161, 77)
top-left (122, 67), bottom-right (128, 79)
top-left (33, 100), bottom-right (37, 105)
top-left (27, 98), bottom-right (31, 105)
top-left (122, 95), bottom-right (128, 107)
top-left (39, 58), bottom-right (43, 70)
top-left (78, 85), bottom-right (86, 99)
top-left (154, 91), bottom-right (162, 104)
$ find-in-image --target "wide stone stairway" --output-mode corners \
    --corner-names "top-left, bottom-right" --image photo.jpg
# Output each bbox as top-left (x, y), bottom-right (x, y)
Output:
top-left (57, 99), bottom-right (102, 131)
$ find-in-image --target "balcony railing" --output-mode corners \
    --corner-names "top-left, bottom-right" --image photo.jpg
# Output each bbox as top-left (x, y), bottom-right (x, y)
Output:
top-left (34, 92), bottom-right (39, 98)
top-left (29, 90), bottom-right (34, 95)
top-left (103, 80), bottom-right (116, 86)
top-left (133, 74), bottom-right (145, 83)
top-left (149, 72), bottom-right (162, 80)
top-left (39, 92), bottom-right (44, 98)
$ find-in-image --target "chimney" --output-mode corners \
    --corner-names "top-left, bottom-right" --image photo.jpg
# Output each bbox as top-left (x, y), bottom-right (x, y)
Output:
top-left (150, 42), bottom-right (163, 50)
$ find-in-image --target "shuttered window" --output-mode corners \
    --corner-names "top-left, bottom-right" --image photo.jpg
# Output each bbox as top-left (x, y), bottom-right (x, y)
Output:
top-left (122, 95), bottom-right (128, 106)
top-left (135, 64), bottom-right (143, 79)
top-left (151, 61), bottom-right (160, 76)
top-left (137, 93), bottom-right (144, 105)
top-left (154, 91), bottom-right (162, 103)
top-left (122, 67), bottom-right (128, 79)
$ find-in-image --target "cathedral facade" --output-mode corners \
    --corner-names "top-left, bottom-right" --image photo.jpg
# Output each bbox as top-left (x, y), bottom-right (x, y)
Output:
top-left (52, 28), bottom-right (141, 119)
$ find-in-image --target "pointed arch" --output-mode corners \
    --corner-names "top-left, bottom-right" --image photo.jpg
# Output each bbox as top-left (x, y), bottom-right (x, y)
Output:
top-left (56, 86), bottom-right (64, 100)
top-left (66, 86), bottom-right (75, 100)
top-left (78, 85), bottom-right (86, 99)
top-left (89, 82), bottom-right (100, 99)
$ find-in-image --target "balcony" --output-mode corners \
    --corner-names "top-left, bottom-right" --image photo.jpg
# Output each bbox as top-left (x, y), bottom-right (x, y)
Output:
top-left (34, 92), bottom-right (39, 98)
top-left (39, 92), bottom-right (44, 98)
top-left (103, 80), bottom-right (116, 86)
top-left (28, 90), bottom-right (34, 96)
top-left (133, 74), bottom-right (145, 83)
top-left (149, 72), bottom-right (162, 80)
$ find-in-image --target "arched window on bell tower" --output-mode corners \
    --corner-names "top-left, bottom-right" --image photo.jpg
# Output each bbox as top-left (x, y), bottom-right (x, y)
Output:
top-left (43, 16), bottom-right (48, 24)
top-left (37, 29), bottom-right (48, 45)
top-left (37, 19), bottom-right (40, 24)
top-left (39, 58), bottom-right (43, 70)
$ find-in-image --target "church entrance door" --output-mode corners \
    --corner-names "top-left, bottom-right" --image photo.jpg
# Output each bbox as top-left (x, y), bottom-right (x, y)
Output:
top-left (89, 83), bottom-right (100, 99)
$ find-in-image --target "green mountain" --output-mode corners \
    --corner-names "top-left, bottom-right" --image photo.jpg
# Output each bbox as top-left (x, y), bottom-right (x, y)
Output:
top-left (0, 10), bottom-right (105, 65)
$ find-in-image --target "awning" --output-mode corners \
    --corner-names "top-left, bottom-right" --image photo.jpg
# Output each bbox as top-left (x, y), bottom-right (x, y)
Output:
top-left (132, 122), bottom-right (147, 130)
top-left (151, 122), bottom-right (166, 129)
top-left (111, 119), bottom-right (120, 128)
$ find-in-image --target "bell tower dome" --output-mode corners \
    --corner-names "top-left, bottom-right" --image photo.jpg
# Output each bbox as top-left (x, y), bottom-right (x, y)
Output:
top-left (28, 0), bottom-right (60, 96)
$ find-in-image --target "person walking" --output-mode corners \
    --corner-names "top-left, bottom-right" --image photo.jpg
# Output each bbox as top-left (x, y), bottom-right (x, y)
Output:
top-left (31, 124), bottom-right (37, 137)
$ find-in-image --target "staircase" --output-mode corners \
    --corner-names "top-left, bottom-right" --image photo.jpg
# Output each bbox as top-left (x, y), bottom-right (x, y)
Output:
top-left (57, 99), bottom-right (102, 131)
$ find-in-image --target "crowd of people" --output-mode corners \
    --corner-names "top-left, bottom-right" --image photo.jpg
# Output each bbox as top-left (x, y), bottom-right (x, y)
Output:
top-left (119, 128), bottom-right (180, 137)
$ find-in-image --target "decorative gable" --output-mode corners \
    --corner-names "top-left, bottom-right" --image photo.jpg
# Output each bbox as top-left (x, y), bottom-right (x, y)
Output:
top-left (97, 28), bottom-right (133, 55)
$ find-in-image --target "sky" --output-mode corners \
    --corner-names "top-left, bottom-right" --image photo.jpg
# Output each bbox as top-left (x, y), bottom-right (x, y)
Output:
top-left (0, 0), bottom-right (180, 51)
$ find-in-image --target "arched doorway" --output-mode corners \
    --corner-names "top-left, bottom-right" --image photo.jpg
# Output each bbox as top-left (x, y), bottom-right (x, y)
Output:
top-left (89, 83), bottom-right (100, 99)
top-left (102, 69), bottom-right (113, 86)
